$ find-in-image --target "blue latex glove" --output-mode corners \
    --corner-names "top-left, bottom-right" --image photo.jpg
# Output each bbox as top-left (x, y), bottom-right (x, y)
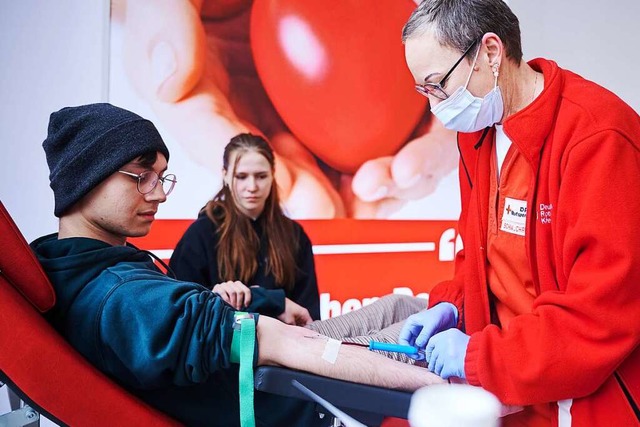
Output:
top-left (425, 328), bottom-right (470, 379)
top-left (398, 302), bottom-right (458, 360)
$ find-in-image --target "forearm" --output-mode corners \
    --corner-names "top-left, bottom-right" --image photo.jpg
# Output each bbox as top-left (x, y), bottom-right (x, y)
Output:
top-left (256, 316), bottom-right (444, 391)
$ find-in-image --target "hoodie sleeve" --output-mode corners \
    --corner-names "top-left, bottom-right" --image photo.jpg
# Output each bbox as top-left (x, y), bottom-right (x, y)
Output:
top-left (95, 272), bottom-right (239, 389)
top-left (244, 287), bottom-right (286, 316)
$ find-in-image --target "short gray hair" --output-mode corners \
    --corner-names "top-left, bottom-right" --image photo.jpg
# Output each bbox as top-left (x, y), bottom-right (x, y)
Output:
top-left (402, 0), bottom-right (523, 63)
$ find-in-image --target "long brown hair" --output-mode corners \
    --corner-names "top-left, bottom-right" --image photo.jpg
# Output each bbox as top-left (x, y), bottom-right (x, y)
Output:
top-left (205, 133), bottom-right (298, 291)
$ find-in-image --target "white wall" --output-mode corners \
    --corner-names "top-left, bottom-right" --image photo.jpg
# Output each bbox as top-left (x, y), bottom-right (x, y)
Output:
top-left (0, 0), bottom-right (108, 242)
top-left (0, 1), bottom-right (107, 423)
top-left (512, 0), bottom-right (640, 111)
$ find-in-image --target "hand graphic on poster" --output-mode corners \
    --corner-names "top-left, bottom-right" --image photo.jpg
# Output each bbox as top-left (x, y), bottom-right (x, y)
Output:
top-left (112, 0), bottom-right (458, 218)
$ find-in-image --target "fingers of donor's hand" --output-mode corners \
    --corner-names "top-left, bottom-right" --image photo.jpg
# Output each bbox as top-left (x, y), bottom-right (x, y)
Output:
top-left (122, 0), bottom-right (206, 102)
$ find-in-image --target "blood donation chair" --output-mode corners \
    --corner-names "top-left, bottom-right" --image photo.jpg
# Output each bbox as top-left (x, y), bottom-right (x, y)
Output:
top-left (0, 200), bottom-right (412, 427)
top-left (0, 201), bottom-right (179, 426)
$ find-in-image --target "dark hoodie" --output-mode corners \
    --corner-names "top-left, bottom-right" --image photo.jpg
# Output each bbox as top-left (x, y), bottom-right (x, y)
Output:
top-left (31, 234), bottom-right (323, 427)
top-left (169, 212), bottom-right (321, 320)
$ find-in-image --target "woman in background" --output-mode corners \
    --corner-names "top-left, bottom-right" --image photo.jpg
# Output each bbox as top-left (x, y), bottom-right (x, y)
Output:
top-left (170, 133), bottom-right (320, 324)
top-left (171, 132), bottom-right (427, 362)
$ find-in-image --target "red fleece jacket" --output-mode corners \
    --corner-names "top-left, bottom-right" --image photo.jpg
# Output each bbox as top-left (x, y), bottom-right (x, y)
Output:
top-left (429, 58), bottom-right (640, 426)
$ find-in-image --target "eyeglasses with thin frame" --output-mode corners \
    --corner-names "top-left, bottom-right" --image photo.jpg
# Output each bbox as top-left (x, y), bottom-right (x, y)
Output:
top-left (415, 39), bottom-right (479, 101)
top-left (118, 170), bottom-right (177, 196)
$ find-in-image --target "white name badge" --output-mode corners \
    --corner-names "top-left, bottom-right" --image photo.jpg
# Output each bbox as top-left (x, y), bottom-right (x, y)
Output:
top-left (500, 197), bottom-right (527, 236)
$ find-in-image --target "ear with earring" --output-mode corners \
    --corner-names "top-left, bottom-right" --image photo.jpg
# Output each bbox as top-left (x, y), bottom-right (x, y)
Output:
top-left (492, 62), bottom-right (500, 78)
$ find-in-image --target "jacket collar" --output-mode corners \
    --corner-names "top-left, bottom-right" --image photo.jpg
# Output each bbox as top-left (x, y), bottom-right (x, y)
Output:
top-left (459, 58), bottom-right (564, 166)
top-left (503, 58), bottom-right (563, 165)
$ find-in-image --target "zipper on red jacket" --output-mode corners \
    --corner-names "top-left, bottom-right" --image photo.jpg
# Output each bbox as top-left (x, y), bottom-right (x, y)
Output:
top-left (523, 149), bottom-right (546, 294)
top-left (473, 128), bottom-right (492, 326)
top-left (615, 372), bottom-right (640, 422)
top-left (500, 126), bottom-right (545, 295)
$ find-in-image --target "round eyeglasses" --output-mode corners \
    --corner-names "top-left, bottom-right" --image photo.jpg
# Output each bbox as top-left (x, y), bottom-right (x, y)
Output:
top-left (118, 170), bottom-right (177, 196)
top-left (415, 39), bottom-right (480, 101)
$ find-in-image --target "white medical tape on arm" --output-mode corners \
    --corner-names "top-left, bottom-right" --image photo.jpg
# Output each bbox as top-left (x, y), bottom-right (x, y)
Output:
top-left (321, 338), bottom-right (342, 364)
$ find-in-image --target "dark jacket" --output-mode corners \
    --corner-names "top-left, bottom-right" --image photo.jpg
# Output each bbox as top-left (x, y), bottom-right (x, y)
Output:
top-left (31, 234), bottom-right (322, 427)
top-left (170, 213), bottom-right (321, 320)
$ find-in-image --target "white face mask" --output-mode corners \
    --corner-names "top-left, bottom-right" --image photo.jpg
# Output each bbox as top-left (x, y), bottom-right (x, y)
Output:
top-left (431, 48), bottom-right (504, 133)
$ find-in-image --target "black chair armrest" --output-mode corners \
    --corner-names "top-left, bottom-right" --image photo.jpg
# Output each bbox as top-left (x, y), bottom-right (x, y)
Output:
top-left (254, 366), bottom-right (412, 426)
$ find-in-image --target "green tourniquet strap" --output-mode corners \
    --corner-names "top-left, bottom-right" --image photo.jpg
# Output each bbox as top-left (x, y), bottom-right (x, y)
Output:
top-left (239, 318), bottom-right (256, 427)
top-left (230, 315), bottom-right (256, 427)
top-left (231, 328), bottom-right (241, 364)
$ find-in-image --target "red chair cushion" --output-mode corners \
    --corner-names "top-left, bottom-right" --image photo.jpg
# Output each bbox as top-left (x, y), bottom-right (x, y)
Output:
top-left (0, 202), bottom-right (55, 312)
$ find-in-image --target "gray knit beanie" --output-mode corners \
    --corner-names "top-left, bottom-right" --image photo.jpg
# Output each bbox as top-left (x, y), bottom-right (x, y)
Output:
top-left (43, 103), bottom-right (170, 217)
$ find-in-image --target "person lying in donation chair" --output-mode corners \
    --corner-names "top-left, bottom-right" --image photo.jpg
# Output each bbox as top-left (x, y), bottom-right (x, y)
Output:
top-left (30, 102), bottom-right (444, 427)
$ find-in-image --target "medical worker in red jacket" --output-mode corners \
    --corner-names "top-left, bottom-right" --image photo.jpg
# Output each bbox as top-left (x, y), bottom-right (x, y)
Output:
top-left (399, 1), bottom-right (640, 426)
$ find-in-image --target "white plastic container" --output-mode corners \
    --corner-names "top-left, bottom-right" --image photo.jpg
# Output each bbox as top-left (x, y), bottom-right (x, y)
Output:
top-left (408, 383), bottom-right (502, 427)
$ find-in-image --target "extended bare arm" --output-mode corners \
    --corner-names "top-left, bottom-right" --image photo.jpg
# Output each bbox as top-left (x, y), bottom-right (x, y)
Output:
top-left (256, 315), bottom-right (445, 392)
